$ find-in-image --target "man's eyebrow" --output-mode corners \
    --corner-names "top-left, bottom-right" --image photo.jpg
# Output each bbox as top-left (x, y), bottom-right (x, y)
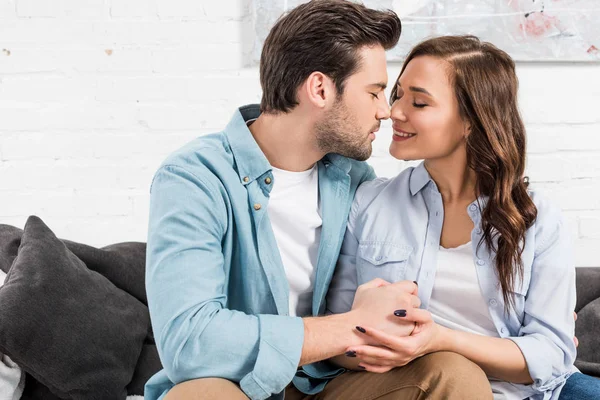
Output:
top-left (368, 82), bottom-right (387, 90)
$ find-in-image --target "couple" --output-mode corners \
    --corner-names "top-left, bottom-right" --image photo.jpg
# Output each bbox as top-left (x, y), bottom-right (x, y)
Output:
top-left (144, 1), bottom-right (597, 399)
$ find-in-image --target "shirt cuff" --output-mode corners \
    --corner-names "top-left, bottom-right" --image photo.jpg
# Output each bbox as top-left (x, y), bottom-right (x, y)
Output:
top-left (240, 315), bottom-right (304, 400)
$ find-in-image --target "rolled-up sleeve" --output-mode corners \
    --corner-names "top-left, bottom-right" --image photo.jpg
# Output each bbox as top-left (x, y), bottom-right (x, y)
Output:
top-left (508, 201), bottom-right (577, 397)
top-left (146, 165), bottom-right (304, 400)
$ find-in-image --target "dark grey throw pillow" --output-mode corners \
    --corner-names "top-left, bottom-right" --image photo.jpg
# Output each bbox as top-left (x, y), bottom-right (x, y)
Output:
top-left (0, 216), bottom-right (149, 399)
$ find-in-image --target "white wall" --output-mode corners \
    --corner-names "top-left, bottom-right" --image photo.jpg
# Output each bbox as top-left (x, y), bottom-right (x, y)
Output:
top-left (1, 0), bottom-right (599, 267)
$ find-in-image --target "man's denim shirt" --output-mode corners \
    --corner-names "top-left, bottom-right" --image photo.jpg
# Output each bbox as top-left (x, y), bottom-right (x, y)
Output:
top-left (326, 162), bottom-right (578, 400)
top-left (144, 105), bottom-right (375, 400)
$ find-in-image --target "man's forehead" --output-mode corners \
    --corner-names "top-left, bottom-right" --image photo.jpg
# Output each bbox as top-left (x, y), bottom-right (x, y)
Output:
top-left (351, 45), bottom-right (388, 83)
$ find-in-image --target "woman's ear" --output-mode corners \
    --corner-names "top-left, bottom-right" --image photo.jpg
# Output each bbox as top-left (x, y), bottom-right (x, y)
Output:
top-left (463, 121), bottom-right (472, 138)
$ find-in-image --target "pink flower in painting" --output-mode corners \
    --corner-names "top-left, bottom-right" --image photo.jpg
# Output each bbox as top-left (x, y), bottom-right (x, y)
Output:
top-left (520, 12), bottom-right (559, 37)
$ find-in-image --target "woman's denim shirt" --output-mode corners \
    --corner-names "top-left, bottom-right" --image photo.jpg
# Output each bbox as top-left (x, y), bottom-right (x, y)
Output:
top-left (327, 162), bottom-right (578, 400)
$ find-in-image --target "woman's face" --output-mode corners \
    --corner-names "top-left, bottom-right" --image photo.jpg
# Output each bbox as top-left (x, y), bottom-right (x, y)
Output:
top-left (389, 55), bottom-right (469, 162)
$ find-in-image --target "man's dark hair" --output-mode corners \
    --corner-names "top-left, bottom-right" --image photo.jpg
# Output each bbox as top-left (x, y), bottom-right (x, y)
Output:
top-left (260, 0), bottom-right (401, 114)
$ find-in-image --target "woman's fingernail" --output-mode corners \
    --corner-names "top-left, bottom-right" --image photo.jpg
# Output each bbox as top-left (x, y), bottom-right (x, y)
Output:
top-left (345, 350), bottom-right (356, 357)
top-left (358, 365), bottom-right (366, 370)
top-left (394, 309), bottom-right (407, 317)
top-left (356, 326), bottom-right (366, 333)
top-left (413, 280), bottom-right (418, 286)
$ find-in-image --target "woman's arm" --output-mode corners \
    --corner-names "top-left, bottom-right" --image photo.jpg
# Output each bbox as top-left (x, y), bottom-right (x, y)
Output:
top-left (344, 308), bottom-right (531, 383)
top-left (438, 326), bottom-right (532, 383)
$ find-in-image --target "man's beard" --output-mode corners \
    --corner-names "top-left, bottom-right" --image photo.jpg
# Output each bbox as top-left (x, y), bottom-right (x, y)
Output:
top-left (315, 99), bottom-right (376, 162)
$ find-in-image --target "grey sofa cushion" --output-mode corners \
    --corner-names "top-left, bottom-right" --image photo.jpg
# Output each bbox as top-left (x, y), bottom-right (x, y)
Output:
top-left (0, 216), bottom-right (149, 399)
top-left (0, 224), bottom-right (148, 305)
top-left (575, 267), bottom-right (600, 377)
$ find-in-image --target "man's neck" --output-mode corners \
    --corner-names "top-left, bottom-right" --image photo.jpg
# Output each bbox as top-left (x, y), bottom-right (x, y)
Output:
top-left (248, 110), bottom-right (325, 172)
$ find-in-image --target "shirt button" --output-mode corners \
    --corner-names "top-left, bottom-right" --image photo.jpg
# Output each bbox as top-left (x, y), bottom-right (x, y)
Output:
top-left (469, 204), bottom-right (477, 212)
top-left (253, 203), bottom-right (262, 211)
top-left (264, 177), bottom-right (272, 184)
top-left (477, 259), bottom-right (485, 266)
top-left (243, 176), bottom-right (249, 183)
top-left (476, 228), bottom-right (482, 234)
top-left (375, 255), bottom-right (383, 261)
top-left (500, 327), bottom-right (507, 334)
top-left (489, 299), bottom-right (497, 307)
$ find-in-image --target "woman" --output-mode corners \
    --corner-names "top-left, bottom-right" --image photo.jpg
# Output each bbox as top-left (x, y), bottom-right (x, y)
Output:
top-left (326, 35), bottom-right (599, 399)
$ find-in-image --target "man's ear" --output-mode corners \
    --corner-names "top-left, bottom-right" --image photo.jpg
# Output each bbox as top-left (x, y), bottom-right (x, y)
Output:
top-left (303, 71), bottom-right (336, 109)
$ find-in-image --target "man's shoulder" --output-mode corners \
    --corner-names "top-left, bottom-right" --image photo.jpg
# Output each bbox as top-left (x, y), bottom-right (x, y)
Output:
top-left (158, 132), bottom-right (233, 178)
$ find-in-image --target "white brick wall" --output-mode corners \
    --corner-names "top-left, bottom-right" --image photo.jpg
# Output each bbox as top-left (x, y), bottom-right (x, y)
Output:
top-left (1, 0), bottom-right (599, 267)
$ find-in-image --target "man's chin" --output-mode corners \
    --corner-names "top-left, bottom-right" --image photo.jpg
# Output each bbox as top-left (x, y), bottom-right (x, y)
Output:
top-left (340, 147), bottom-right (372, 162)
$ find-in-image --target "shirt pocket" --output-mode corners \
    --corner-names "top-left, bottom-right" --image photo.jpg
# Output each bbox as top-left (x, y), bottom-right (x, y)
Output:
top-left (356, 242), bottom-right (412, 285)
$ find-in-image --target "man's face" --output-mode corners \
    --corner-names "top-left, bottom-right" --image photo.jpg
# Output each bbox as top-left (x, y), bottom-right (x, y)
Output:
top-left (315, 45), bottom-right (391, 161)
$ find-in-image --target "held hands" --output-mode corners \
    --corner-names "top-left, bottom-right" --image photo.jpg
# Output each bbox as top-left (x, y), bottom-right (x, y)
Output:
top-left (345, 287), bottom-right (580, 374)
top-left (346, 278), bottom-right (444, 373)
top-left (348, 304), bottom-right (443, 372)
top-left (349, 279), bottom-right (420, 344)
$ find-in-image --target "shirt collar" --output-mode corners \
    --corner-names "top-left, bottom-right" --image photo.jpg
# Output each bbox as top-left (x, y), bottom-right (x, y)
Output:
top-left (409, 161), bottom-right (489, 215)
top-left (409, 161), bottom-right (433, 196)
top-left (322, 153), bottom-right (352, 174)
top-left (224, 104), bottom-right (354, 184)
top-left (223, 104), bottom-right (272, 185)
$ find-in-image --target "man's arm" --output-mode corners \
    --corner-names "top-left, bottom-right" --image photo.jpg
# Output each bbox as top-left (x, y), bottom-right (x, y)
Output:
top-left (147, 165), bottom-right (305, 400)
top-left (147, 165), bottom-right (418, 399)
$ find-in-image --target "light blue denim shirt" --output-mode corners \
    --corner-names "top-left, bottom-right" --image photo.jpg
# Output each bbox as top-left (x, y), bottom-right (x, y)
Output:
top-left (327, 161), bottom-right (577, 400)
top-left (144, 105), bottom-right (375, 400)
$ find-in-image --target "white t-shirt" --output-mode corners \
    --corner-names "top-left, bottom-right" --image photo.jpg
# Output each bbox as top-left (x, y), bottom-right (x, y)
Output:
top-left (429, 242), bottom-right (498, 337)
top-left (267, 165), bottom-right (321, 317)
top-left (430, 242), bottom-right (526, 400)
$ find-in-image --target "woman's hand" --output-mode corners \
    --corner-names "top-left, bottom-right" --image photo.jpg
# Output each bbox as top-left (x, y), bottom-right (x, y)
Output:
top-left (346, 308), bottom-right (446, 373)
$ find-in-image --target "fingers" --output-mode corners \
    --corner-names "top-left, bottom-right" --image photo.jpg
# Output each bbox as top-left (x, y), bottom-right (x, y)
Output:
top-left (349, 345), bottom-right (398, 364)
top-left (354, 325), bottom-right (404, 349)
top-left (574, 336), bottom-right (579, 348)
top-left (574, 312), bottom-right (578, 322)
top-left (359, 278), bottom-right (391, 290)
top-left (395, 307), bottom-right (432, 325)
top-left (410, 294), bottom-right (421, 308)
top-left (389, 280), bottom-right (419, 295)
top-left (357, 362), bottom-right (394, 373)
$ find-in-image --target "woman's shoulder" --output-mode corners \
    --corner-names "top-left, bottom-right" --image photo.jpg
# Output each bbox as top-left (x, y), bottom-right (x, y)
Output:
top-left (354, 167), bottom-right (415, 208)
top-left (528, 188), bottom-right (563, 226)
top-left (527, 188), bottom-right (568, 253)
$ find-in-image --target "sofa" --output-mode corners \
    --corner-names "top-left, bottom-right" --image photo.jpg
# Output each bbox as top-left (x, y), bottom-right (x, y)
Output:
top-left (0, 216), bottom-right (598, 399)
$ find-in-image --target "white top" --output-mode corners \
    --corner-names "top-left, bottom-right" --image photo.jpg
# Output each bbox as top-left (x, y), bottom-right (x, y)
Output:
top-left (430, 242), bottom-right (524, 400)
top-left (267, 165), bottom-right (321, 317)
top-left (429, 241), bottom-right (498, 336)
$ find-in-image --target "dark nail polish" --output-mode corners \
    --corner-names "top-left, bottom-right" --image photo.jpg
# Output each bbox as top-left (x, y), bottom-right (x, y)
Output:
top-left (394, 309), bottom-right (407, 317)
top-left (356, 326), bottom-right (366, 333)
top-left (358, 365), bottom-right (366, 369)
top-left (413, 280), bottom-right (418, 286)
top-left (345, 351), bottom-right (356, 357)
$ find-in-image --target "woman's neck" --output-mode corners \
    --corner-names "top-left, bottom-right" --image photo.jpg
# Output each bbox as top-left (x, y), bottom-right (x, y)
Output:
top-left (424, 147), bottom-right (477, 204)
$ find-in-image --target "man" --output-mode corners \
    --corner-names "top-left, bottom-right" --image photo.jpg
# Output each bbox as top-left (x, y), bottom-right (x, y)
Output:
top-left (145, 1), bottom-right (493, 399)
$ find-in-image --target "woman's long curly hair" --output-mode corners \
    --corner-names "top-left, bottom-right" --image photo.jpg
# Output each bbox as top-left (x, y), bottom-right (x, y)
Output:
top-left (390, 35), bottom-right (537, 311)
